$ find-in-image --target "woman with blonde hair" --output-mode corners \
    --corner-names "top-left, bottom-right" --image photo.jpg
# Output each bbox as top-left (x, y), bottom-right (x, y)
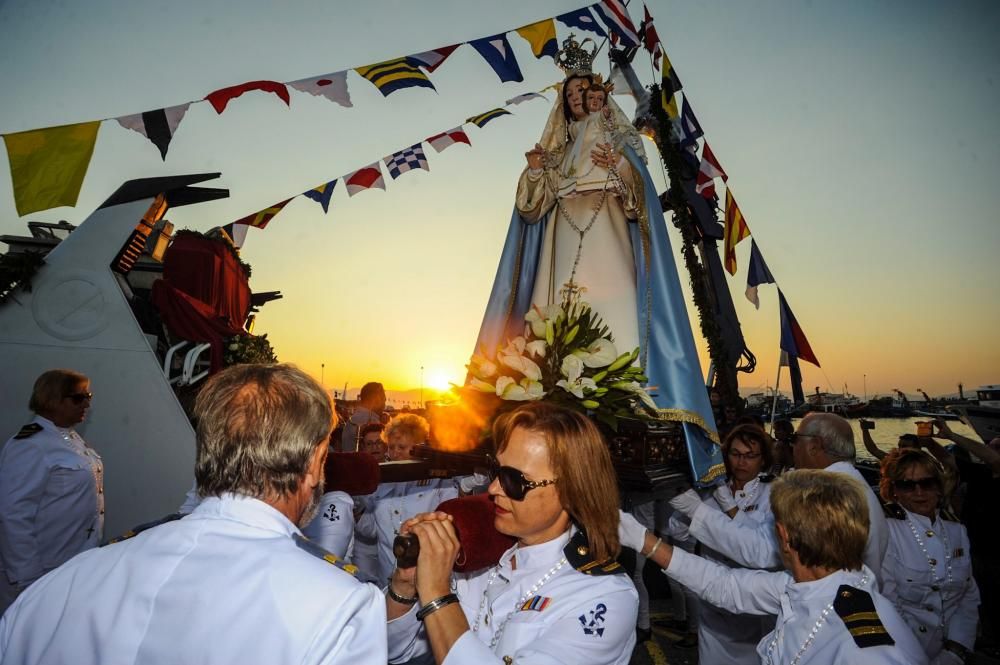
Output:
top-left (879, 448), bottom-right (979, 664)
top-left (386, 402), bottom-right (637, 665)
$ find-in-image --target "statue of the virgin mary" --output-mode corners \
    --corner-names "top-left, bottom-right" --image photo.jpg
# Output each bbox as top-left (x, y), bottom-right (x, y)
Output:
top-left (473, 36), bottom-right (723, 484)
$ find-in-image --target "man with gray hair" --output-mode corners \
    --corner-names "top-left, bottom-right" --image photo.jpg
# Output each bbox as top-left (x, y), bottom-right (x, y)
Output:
top-left (670, 412), bottom-right (889, 584)
top-left (0, 364), bottom-right (386, 665)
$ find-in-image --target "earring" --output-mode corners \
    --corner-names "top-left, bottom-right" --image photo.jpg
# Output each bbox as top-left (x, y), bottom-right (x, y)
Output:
top-left (455, 550), bottom-right (467, 567)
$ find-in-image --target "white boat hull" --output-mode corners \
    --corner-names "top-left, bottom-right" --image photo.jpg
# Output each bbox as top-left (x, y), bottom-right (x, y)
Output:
top-left (950, 405), bottom-right (1000, 443)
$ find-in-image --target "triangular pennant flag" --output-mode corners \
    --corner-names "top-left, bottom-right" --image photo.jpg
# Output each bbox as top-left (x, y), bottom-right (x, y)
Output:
top-left (678, 98), bottom-right (703, 150)
top-left (302, 179), bottom-right (337, 213)
top-left (409, 45), bottom-right (460, 73)
top-left (506, 92), bottom-right (547, 106)
top-left (384, 143), bottom-right (429, 180)
top-left (355, 57), bottom-right (436, 96)
top-left (234, 198), bottom-right (292, 229)
top-left (696, 141), bottom-right (728, 199)
top-left (426, 127), bottom-right (471, 153)
top-left (745, 240), bottom-right (776, 309)
top-left (556, 7), bottom-right (607, 37)
top-left (288, 71), bottom-right (352, 107)
top-left (3, 121), bottom-right (101, 216)
top-left (660, 51), bottom-right (682, 119)
top-left (205, 81), bottom-right (291, 114)
top-left (344, 163), bottom-right (386, 196)
top-left (593, 0), bottom-right (640, 48)
top-left (723, 189), bottom-right (751, 275)
top-left (640, 5), bottom-right (663, 68)
top-left (116, 103), bottom-right (190, 160)
top-left (778, 290), bottom-right (820, 367)
top-left (466, 108), bottom-right (512, 128)
top-left (516, 19), bottom-right (558, 60)
top-left (469, 34), bottom-right (524, 83)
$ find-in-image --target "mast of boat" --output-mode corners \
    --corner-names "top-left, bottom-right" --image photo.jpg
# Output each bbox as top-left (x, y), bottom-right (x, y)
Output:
top-left (769, 357), bottom-right (783, 429)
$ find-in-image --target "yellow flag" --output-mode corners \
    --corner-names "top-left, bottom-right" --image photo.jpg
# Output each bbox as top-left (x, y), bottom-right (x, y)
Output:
top-left (516, 19), bottom-right (558, 59)
top-left (3, 121), bottom-right (101, 216)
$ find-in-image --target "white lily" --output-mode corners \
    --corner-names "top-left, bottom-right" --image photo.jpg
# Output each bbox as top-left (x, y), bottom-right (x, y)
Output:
top-left (499, 377), bottom-right (545, 401)
top-left (525, 339), bottom-right (547, 358)
top-left (469, 377), bottom-right (497, 393)
top-left (576, 338), bottom-right (618, 368)
top-left (468, 355), bottom-right (498, 380)
top-left (561, 354), bottom-right (584, 381)
top-left (499, 351), bottom-right (543, 381)
top-left (501, 336), bottom-right (527, 357)
top-left (557, 376), bottom-right (597, 399)
top-left (494, 376), bottom-right (515, 397)
top-left (525, 304), bottom-right (565, 338)
top-left (621, 380), bottom-right (658, 410)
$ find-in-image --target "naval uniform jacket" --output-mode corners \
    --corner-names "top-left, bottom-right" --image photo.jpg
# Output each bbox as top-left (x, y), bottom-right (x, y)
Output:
top-left (387, 528), bottom-right (638, 665)
top-left (687, 462), bottom-right (889, 585)
top-left (0, 416), bottom-right (103, 593)
top-left (666, 552), bottom-right (928, 665)
top-left (0, 494), bottom-right (386, 665)
top-left (881, 504), bottom-right (979, 657)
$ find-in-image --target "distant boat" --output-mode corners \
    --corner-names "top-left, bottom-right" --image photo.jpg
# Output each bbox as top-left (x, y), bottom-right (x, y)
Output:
top-left (950, 384), bottom-right (1000, 443)
top-left (806, 390), bottom-right (868, 417)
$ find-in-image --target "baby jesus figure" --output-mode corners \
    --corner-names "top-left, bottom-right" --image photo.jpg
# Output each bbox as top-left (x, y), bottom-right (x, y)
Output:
top-left (556, 79), bottom-right (618, 198)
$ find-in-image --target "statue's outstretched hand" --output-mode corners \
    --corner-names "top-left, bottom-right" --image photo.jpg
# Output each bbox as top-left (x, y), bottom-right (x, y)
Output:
top-left (525, 143), bottom-right (544, 170)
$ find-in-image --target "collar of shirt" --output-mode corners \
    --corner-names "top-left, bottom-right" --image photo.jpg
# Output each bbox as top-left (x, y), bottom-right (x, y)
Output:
top-left (781, 565), bottom-right (875, 620)
top-left (190, 493), bottom-right (300, 538)
top-left (903, 507), bottom-right (939, 529)
top-left (825, 460), bottom-right (864, 481)
top-left (33, 414), bottom-right (84, 446)
top-left (499, 527), bottom-right (572, 572)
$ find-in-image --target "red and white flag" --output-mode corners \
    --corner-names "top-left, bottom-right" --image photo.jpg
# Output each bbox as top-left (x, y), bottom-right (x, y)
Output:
top-left (641, 5), bottom-right (662, 68)
top-left (410, 45), bottom-right (460, 73)
top-left (425, 126), bottom-right (471, 153)
top-left (344, 162), bottom-right (386, 196)
top-left (288, 71), bottom-right (352, 107)
top-left (696, 142), bottom-right (728, 199)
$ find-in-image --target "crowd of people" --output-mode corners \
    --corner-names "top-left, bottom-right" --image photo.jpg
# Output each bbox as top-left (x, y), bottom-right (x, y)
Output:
top-left (0, 364), bottom-right (996, 664)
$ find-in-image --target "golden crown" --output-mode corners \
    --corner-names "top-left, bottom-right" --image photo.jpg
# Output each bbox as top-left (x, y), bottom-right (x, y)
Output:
top-left (555, 34), bottom-right (598, 75)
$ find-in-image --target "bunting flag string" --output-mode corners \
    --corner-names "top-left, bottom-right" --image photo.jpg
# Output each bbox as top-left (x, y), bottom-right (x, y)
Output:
top-left (778, 289), bottom-right (821, 367)
top-left (469, 34), bottom-right (525, 83)
top-left (556, 6), bottom-right (607, 37)
top-left (592, 0), bottom-right (640, 48)
top-left (410, 45), bottom-right (461, 73)
top-left (115, 103), bottom-right (191, 160)
top-left (639, 5), bottom-right (662, 69)
top-left (467, 108), bottom-right (512, 128)
top-left (426, 126), bottom-right (471, 152)
top-left (515, 19), bottom-right (559, 60)
top-left (355, 57), bottom-right (436, 96)
top-left (204, 81), bottom-right (291, 114)
top-left (660, 49), bottom-right (682, 119)
top-left (696, 141), bottom-right (727, 199)
top-left (344, 163), bottom-right (387, 196)
top-left (287, 71), bottom-right (353, 107)
top-left (233, 198), bottom-right (293, 229)
top-left (723, 189), bottom-right (751, 275)
top-left (744, 240), bottom-right (775, 309)
top-left (384, 143), bottom-right (430, 179)
top-left (302, 180), bottom-right (338, 213)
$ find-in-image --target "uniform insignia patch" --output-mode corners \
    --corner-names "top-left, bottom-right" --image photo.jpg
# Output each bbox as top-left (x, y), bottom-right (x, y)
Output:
top-left (520, 595), bottom-right (552, 612)
top-left (106, 512), bottom-right (184, 545)
top-left (564, 530), bottom-right (627, 576)
top-left (322, 504), bottom-right (340, 522)
top-left (293, 533), bottom-right (358, 575)
top-left (833, 584), bottom-right (895, 648)
top-left (578, 602), bottom-right (608, 636)
top-left (13, 423), bottom-right (42, 439)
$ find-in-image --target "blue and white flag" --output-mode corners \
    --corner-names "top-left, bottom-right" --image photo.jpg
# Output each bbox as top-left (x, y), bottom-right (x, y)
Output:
top-left (593, 0), bottom-right (640, 48)
top-left (302, 179), bottom-right (337, 213)
top-left (506, 92), bottom-right (547, 106)
top-left (745, 240), bottom-right (775, 309)
top-left (556, 7), bottom-right (607, 37)
top-left (384, 143), bottom-right (429, 180)
top-left (470, 34), bottom-right (524, 83)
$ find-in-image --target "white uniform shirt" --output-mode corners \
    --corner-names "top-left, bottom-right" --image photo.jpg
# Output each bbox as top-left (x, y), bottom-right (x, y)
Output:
top-left (357, 479), bottom-right (460, 582)
top-left (666, 549), bottom-right (928, 665)
top-left (387, 529), bottom-right (638, 665)
top-left (303, 490), bottom-right (356, 559)
top-left (0, 416), bottom-right (103, 589)
top-left (882, 507), bottom-right (980, 656)
top-left (688, 462), bottom-right (889, 585)
top-left (0, 494), bottom-right (386, 665)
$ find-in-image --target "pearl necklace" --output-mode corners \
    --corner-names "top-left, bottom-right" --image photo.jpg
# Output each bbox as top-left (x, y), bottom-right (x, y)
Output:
top-left (472, 554), bottom-right (568, 649)
top-left (905, 512), bottom-right (952, 632)
top-left (766, 571), bottom-right (869, 665)
top-left (733, 477), bottom-right (761, 508)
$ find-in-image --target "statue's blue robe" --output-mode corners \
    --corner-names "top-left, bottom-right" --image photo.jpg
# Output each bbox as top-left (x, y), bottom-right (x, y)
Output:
top-left (473, 146), bottom-right (724, 485)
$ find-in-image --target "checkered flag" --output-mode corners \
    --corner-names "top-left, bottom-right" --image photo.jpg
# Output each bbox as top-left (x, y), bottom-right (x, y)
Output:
top-left (383, 143), bottom-right (430, 180)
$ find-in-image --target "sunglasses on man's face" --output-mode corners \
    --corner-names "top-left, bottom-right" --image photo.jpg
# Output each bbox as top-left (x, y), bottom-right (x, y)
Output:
top-left (65, 392), bottom-right (93, 405)
top-left (487, 456), bottom-right (557, 501)
top-left (894, 477), bottom-right (940, 492)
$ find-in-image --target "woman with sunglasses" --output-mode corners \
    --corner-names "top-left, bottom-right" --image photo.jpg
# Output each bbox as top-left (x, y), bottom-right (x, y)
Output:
top-left (0, 369), bottom-right (103, 614)
top-left (879, 448), bottom-right (979, 664)
top-left (386, 402), bottom-right (638, 665)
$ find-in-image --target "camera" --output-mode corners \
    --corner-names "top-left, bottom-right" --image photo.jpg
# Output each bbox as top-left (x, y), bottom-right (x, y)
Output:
top-left (859, 420), bottom-right (875, 431)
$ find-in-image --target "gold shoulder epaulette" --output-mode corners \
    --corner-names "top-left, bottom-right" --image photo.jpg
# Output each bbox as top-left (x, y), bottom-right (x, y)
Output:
top-left (106, 512), bottom-right (184, 545)
top-left (563, 529), bottom-right (626, 576)
top-left (13, 423), bottom-right (42, 440)
top-left (293, 533), bottom-right (358, 576)
top-left (833, 584), bottom-right (895, 649)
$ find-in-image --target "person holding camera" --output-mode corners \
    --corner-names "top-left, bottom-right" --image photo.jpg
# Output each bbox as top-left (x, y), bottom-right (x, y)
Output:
top-left (384, 402), bottom-right (638, 665)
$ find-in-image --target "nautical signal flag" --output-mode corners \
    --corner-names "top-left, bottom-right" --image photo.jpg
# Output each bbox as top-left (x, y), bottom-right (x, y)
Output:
top-left (516, 19), bottom-right (558, 60)
top-left (778, 289), bottom-right (820, 367)
top-left (640, 5), bottom-right (663, 68)
top-left (723, 189), bottom-right (751, 275)
top-left (409, 45), bottom-right (460, 73)
top-left (234, 198), bottom-right (293, 229)
top-left (470, 34), bottom-right (524, 83)
top-left (302, 179), bottom-right (337, 213)
top-left (344, 163), bottom-right (386, 196)
top-left (556, 7), bottom-right (607, 37)
top-left (426, 126), bottom-right (471, 153)
top-left (3, 121), bottom-right (101, 216)
top-left (745, 240), bottom-right (775, 309)
top-left (116, 103), bottom-right (191, 160)
top-left (506, 92), bottom-right (548, 106)
top-left (593, 0), bottom-right (640, 48)
top-left (696, 142), bottom-right (728, 199)
top-left (467, 108), bottom-right (512, 128)
top-left (288, 71), bottom-right (352, 107)
top-left (205, 81), bottom-right (291, 114)
top-left (384, 143), bottom-right (429, 180)
top-left (660, 51), bottom-right (682, 119)
top-left (355, 57), bottom-right (435, 97)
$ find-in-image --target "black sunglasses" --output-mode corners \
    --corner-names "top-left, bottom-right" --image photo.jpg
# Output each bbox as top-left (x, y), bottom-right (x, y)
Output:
top-left (66, 392), bottom-right (93, 404)
top-left (487, 456), bottom-right (556, 501)
top-left (894, 477), bottom-right (940, 492)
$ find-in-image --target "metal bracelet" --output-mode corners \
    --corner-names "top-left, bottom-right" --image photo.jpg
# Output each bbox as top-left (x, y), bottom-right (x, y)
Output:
top-left (644, 537), bottom-right (663, 559)
top-left (385, 581), bottom-right (418, 605)
top-left (416, 593), bottom-right (460, 621)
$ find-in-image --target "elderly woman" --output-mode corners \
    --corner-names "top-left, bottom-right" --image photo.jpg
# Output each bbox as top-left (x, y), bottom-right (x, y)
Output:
top-left (621, 470), bottom-right (928, 664)
top-left (386, 402), bottom-right (638, 665)
top-left (0, 369), bottom-right (103, 613)
top-left (879, 448), bottom-right (979, 665)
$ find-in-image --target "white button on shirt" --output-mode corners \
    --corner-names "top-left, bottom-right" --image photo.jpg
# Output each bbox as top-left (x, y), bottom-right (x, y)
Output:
top-left (0, 494), bottom-right (387, 665)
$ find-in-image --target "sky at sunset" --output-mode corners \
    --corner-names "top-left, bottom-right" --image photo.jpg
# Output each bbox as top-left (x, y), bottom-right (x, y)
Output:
top-left (1, 0), bottom-right (997, 400)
